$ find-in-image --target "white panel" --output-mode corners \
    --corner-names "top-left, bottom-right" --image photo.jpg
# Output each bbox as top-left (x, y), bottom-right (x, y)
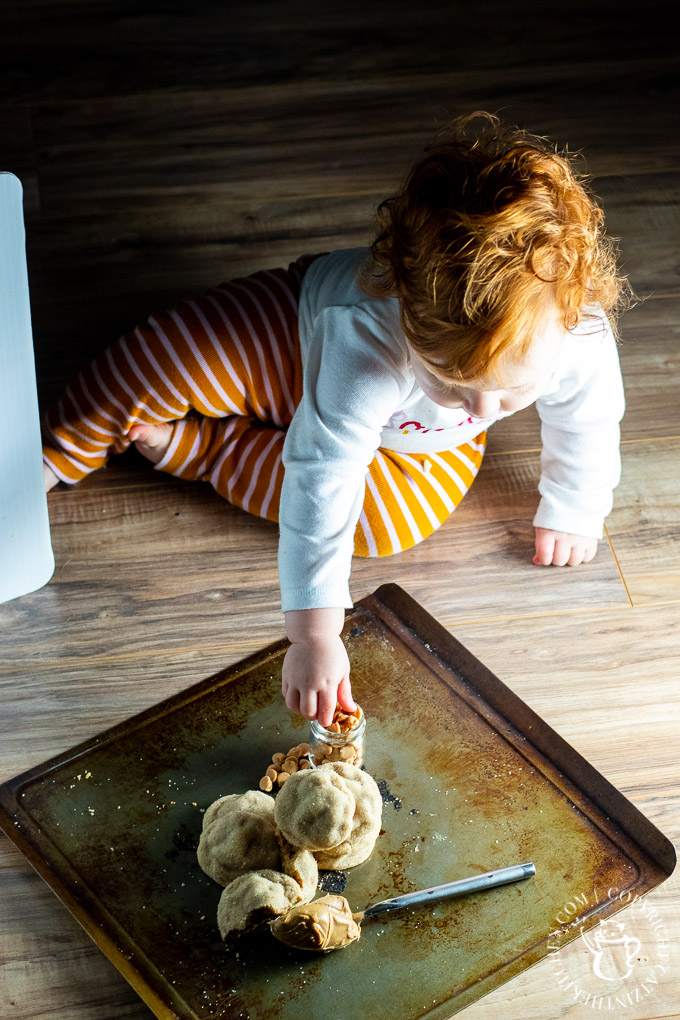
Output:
top-left (0, 173), bottom-right (54, 603)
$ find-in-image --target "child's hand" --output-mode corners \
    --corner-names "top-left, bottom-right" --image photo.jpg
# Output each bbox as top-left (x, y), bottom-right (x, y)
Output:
top-left (533, 527), bottom-right (598, 566)
top-left (282, 608), bottom-right (356, 726)
top-left (281, 636), bottom-right (354, 726)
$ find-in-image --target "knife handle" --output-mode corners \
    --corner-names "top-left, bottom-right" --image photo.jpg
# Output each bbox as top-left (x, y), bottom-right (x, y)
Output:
top-left (363, 862), bottom-right (536, 916)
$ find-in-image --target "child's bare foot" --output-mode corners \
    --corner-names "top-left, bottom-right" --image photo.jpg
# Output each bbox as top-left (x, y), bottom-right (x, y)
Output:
top-left (44, 463), bottom-right (60, 492)
top-left (129, 423), bottom-right (173, 464)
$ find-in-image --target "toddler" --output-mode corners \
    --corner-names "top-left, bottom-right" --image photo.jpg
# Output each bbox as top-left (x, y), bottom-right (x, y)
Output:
top-left (42, 112), bottom-right (629, 726)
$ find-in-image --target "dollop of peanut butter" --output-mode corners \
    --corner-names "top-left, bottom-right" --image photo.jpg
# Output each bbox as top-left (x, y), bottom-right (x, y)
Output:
top-left (270, 894), bottom-right (362, 951)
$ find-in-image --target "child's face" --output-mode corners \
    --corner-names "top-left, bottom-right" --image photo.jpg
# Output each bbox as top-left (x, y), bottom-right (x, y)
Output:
top-left (409, 315), bottom-right (565, 419)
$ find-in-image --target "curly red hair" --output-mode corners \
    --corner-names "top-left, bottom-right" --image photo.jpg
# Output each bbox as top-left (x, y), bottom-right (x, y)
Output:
top-left (360, 112), bottom-right (631, 383)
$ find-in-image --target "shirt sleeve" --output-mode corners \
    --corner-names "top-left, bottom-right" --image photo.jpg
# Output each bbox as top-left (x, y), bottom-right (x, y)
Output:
top-left (278, 304), bottom-right (407, 611)
top-left (534, 312), bottom-right (625, 539)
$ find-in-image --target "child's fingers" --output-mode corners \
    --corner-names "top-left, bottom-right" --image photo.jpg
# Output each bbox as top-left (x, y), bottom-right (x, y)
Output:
top-left (284, 686), bottom-right (301, 716)
top-left (567, 539), bottom-right (598, 566)
top-left (298, 689), bottom-right (318, 721)
top-left (534, 529), bottom-right (599, 567)
top-left (567, 544), bottom-right (589, 566)
top-left (533, 531), bottom-right (556, 566)
top-left (551, 538), bottom-right (572, 567)
top-left (317, 689), bottom-right (336, 728)
top-left (582, 541), bottom-right (598, 563)
top-left (337, 675), bottom-right (356, 714)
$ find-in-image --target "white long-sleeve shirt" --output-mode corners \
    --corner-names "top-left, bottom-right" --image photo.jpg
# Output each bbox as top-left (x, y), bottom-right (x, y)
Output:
top-left (279, 248), bottom-right (625, 611)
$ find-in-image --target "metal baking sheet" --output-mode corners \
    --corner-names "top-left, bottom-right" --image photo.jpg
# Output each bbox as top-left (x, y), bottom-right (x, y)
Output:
top-left (0, 583), bottom-right (675, 1019)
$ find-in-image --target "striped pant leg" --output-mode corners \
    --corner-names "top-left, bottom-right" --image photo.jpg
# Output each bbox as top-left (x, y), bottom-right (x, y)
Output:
top-left (155, 415), bottom-right (286, 523)
top-left (169, 421), bottom-right (486, 556)
top-left (354, 434), bottom-right (487, 556)
top-left (146, 258), bottom-right (321, 518)
top-left (42, 257), bottom-right (314, 485)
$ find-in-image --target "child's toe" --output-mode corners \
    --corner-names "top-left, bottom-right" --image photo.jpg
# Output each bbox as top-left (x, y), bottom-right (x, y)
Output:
top-left (130, 423), bottom-right (173, 463)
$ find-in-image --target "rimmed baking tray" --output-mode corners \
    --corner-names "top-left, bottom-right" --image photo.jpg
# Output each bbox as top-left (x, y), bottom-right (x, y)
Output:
top-left (0, 584), bottom-right (675, 1019)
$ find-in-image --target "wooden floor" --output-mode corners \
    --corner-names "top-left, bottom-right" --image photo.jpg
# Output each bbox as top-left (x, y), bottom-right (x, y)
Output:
top-left (1, 2), bottom-right (679, 1018)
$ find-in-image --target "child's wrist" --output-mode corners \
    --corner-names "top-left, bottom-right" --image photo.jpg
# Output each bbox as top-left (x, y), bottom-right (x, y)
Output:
top-left (284, 607), bottom-right (345, 644)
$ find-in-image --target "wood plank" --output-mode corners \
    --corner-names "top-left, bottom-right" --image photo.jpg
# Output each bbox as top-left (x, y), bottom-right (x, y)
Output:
top-left (487, 297), bottom-right (680, 455)
top-left (1, 1), bottom-right (675, 101)
top-left (0, 450), bottom-right (629, 672)
top-left (597, 172), bottom-right (680, 299)
top-left (350, 449), bottom-right (630, 622)
top-left (25, 175), bottom-right (680, 411)
top-left (26, 198), bottom-right (376, 406)
top-left (446, 603), bottom-right (680, 1020)
top-left (24, 172), bottom-right (678, 306)
top-left (26, 59), bottom-right (680, 223)
top-left (452, 605), bottom-right (680, 807)
top-left (2, 602), bottom-right (676, 815)
top-left (0, 862), bottom-right (150, 1020)
top-left (0, 105), bottom-right (40, 216)
top-left (0, 645), bottom-right (269, 779)
top-left (463, 876), bottom-right (680, 1020)
top-left (618, 298), bottom-right (680, 442)
top-left (606, 438), bottom-right (680, 606)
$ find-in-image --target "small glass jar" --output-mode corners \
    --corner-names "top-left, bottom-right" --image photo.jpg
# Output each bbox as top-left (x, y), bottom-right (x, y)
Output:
top-left (309, 705), bottom-right (366, 769)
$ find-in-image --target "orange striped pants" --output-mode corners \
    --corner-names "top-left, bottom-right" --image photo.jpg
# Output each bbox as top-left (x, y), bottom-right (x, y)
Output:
top-left (43, 257), bottom-right (486, 557)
